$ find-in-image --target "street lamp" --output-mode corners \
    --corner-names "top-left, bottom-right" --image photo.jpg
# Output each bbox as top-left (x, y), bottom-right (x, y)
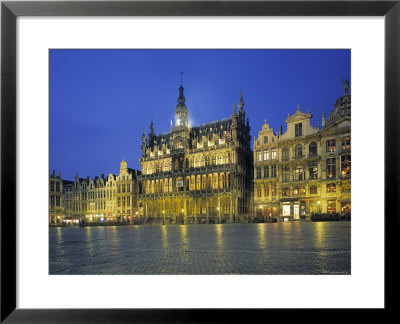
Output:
top-left (317, 200), bottom-right (321, 213)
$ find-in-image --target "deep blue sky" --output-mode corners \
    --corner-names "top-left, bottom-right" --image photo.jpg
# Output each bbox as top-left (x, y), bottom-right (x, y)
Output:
top-left (50, 49), bottom-right (350, 180)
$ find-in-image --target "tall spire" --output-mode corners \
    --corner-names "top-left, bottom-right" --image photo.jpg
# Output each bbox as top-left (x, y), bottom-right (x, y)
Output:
top-left (232, 101), bottom-right (236, 115)
top-left (238, 91), bottom-right (245, 111)
top-left (149, 118), bottom-right (154, 136)
top-left (177, 85), bottom-right (186, 107)
top-left (175, 73), bottom-right (188, 127)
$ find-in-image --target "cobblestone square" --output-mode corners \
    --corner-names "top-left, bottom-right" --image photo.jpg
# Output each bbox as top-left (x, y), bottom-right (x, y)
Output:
top-left (49, 222), bottom-right (350, 275)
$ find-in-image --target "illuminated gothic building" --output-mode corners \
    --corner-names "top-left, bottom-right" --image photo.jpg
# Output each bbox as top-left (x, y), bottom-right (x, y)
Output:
top-left (253, 81), bottom-right (351, 221)
top-left (137, 84), bottom-right (253, 224)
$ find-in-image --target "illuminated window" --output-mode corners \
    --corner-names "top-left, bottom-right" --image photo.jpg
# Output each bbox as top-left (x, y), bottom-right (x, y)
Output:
top-left (271, 148), bottom-right (277, 159)
top-left (264, 185), bottom-right (269, 197)
top-left (327, 201), bottom-right (336, 213)
top-left (299, 187), bottom-right (306, 195)
top-left (202, 175), bottom-right (206, 190)
top-left (295, 123), bottom-right (302, 137)
top-left (309, 161), bottom-right (318, 179)
top-left (326, 139), bottom-right (336, 152)
top-left (282, 187), bottom-right (290, 196)
top-left (293, 187), bottom-right (299, 195)
top-left (310, 186), bottom-right (317, 194)
top-left (342, 137), bottom-right (351, 150)
top-left (271, 183), bottom-right (277, 197)
top-left (257, 151), bottom-right (262, 162)
top-left (294, 166), bottom-right (304, 181)
top-left (327, 183), bottom-right (336, 193)
top-left (341, 155), bottom-right (351, 177)
top-left (263, 150), bottom-right (269, 160)
top-left (326, 158), bottom-right (336, 178)
top-left (257, 186), bottom-right (262, 197)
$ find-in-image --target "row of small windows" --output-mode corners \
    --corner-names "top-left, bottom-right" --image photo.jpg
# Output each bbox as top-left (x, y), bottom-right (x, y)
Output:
top-left (255, 155), bottom-right (350, 181)
top-left (142, 172), bottom-right (231, 194)
top-left (256, 183), bottom-right (336, 198)
top-left (255, 137), bottom-right (351, 162)
top-left (145, 153), bottom-right (233, 175)
top-left (117, 197), bottom-right (131, 208)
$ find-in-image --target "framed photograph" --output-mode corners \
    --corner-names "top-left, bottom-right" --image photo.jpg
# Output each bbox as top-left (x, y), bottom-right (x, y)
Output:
top-left (1, 0), bottom-right (398, 322)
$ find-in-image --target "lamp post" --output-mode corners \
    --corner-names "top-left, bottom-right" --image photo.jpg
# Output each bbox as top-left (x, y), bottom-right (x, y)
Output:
top-left (317, 200), bottom-right (321, 214)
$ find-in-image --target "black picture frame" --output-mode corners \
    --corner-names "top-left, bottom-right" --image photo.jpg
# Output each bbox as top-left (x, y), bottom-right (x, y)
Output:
top-left (1, 0), bottom-right (398, 322)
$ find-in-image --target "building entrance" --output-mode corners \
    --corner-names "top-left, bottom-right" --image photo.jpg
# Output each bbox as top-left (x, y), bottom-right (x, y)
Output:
top-left (294, 204), bottom-right (300, 219)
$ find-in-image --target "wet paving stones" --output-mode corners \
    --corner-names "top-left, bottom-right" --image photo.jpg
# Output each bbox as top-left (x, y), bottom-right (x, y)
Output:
top-left (49, 222), bottom-right (350, 275)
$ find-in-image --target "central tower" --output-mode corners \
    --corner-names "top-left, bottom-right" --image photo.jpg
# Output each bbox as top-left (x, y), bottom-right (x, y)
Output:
top-left (174, 83), bottom-right (188, 128)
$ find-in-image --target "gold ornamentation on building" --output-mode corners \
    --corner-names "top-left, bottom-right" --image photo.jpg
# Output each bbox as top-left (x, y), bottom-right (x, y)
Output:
top-left (137, 85), bottom-right (253, 224)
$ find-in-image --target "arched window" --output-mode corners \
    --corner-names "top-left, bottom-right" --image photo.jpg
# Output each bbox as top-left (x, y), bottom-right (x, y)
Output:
top-left (213, 173), bottom-right (218, 189)
top-left (264, 136), bottom-right (268, 144)
top-left (212, 155), bottom-right (216, 165)
top-left (309, 142), bottom-right (317, 155)
top-left (219, 173), bottom-right (224, 188)
top-left (295, 144), bottom-right (303, 157)
top-left (196, 175), bottom-right (201, 190)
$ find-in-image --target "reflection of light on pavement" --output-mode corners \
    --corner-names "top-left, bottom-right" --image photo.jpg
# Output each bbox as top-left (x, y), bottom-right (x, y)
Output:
top-left (216, 224), bottom-right (224, 250)
top-left (314, 222), bottom-right (326, 249)
top-left (180, 225), bottom-right (188, 248)
top-left (162, 225), bottom-right (168, 249)
top-left (257, 223), bottom-right (266, 250)
top-left (86, 226), bottom-right (95, 256)
top-left (56, 226), bottom-right (62, 241)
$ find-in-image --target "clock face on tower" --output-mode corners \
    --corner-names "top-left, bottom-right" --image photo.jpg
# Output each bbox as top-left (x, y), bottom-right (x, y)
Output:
top-left (176, 115), bottom-right (185, 126)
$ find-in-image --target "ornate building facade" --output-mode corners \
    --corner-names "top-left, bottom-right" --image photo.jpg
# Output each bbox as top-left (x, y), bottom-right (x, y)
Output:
top-left (253, 81), bottom-right (351, 221)
top-left (49, 170), bottom-right (64, 225)
top-left (61, 160), bottom-right (140, 224)
top-left (137, 84), bottom-right (253, 224)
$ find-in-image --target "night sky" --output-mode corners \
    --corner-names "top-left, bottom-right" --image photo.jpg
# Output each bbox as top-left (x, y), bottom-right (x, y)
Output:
top-left (50, 49), bottom-right (350, 181)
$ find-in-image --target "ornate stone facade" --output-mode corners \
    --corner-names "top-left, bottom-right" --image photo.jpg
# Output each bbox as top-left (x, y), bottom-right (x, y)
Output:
top-left (49, 170), bottom-right (64, 225)
top-left (137, 85), bottom-right (253, 224)
top-left (61, 160), bottom-right (140, 224)
top-left (253, 83), bottom-right (351, 221)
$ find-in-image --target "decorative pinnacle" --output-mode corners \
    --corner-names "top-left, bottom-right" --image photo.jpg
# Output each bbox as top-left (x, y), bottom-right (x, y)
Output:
top-left (232, 101), bottom-right (236, 115)
top-left (238, 91), bottom-right (244, 110)
top-left (297, 104), bottom-right (300, 111)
